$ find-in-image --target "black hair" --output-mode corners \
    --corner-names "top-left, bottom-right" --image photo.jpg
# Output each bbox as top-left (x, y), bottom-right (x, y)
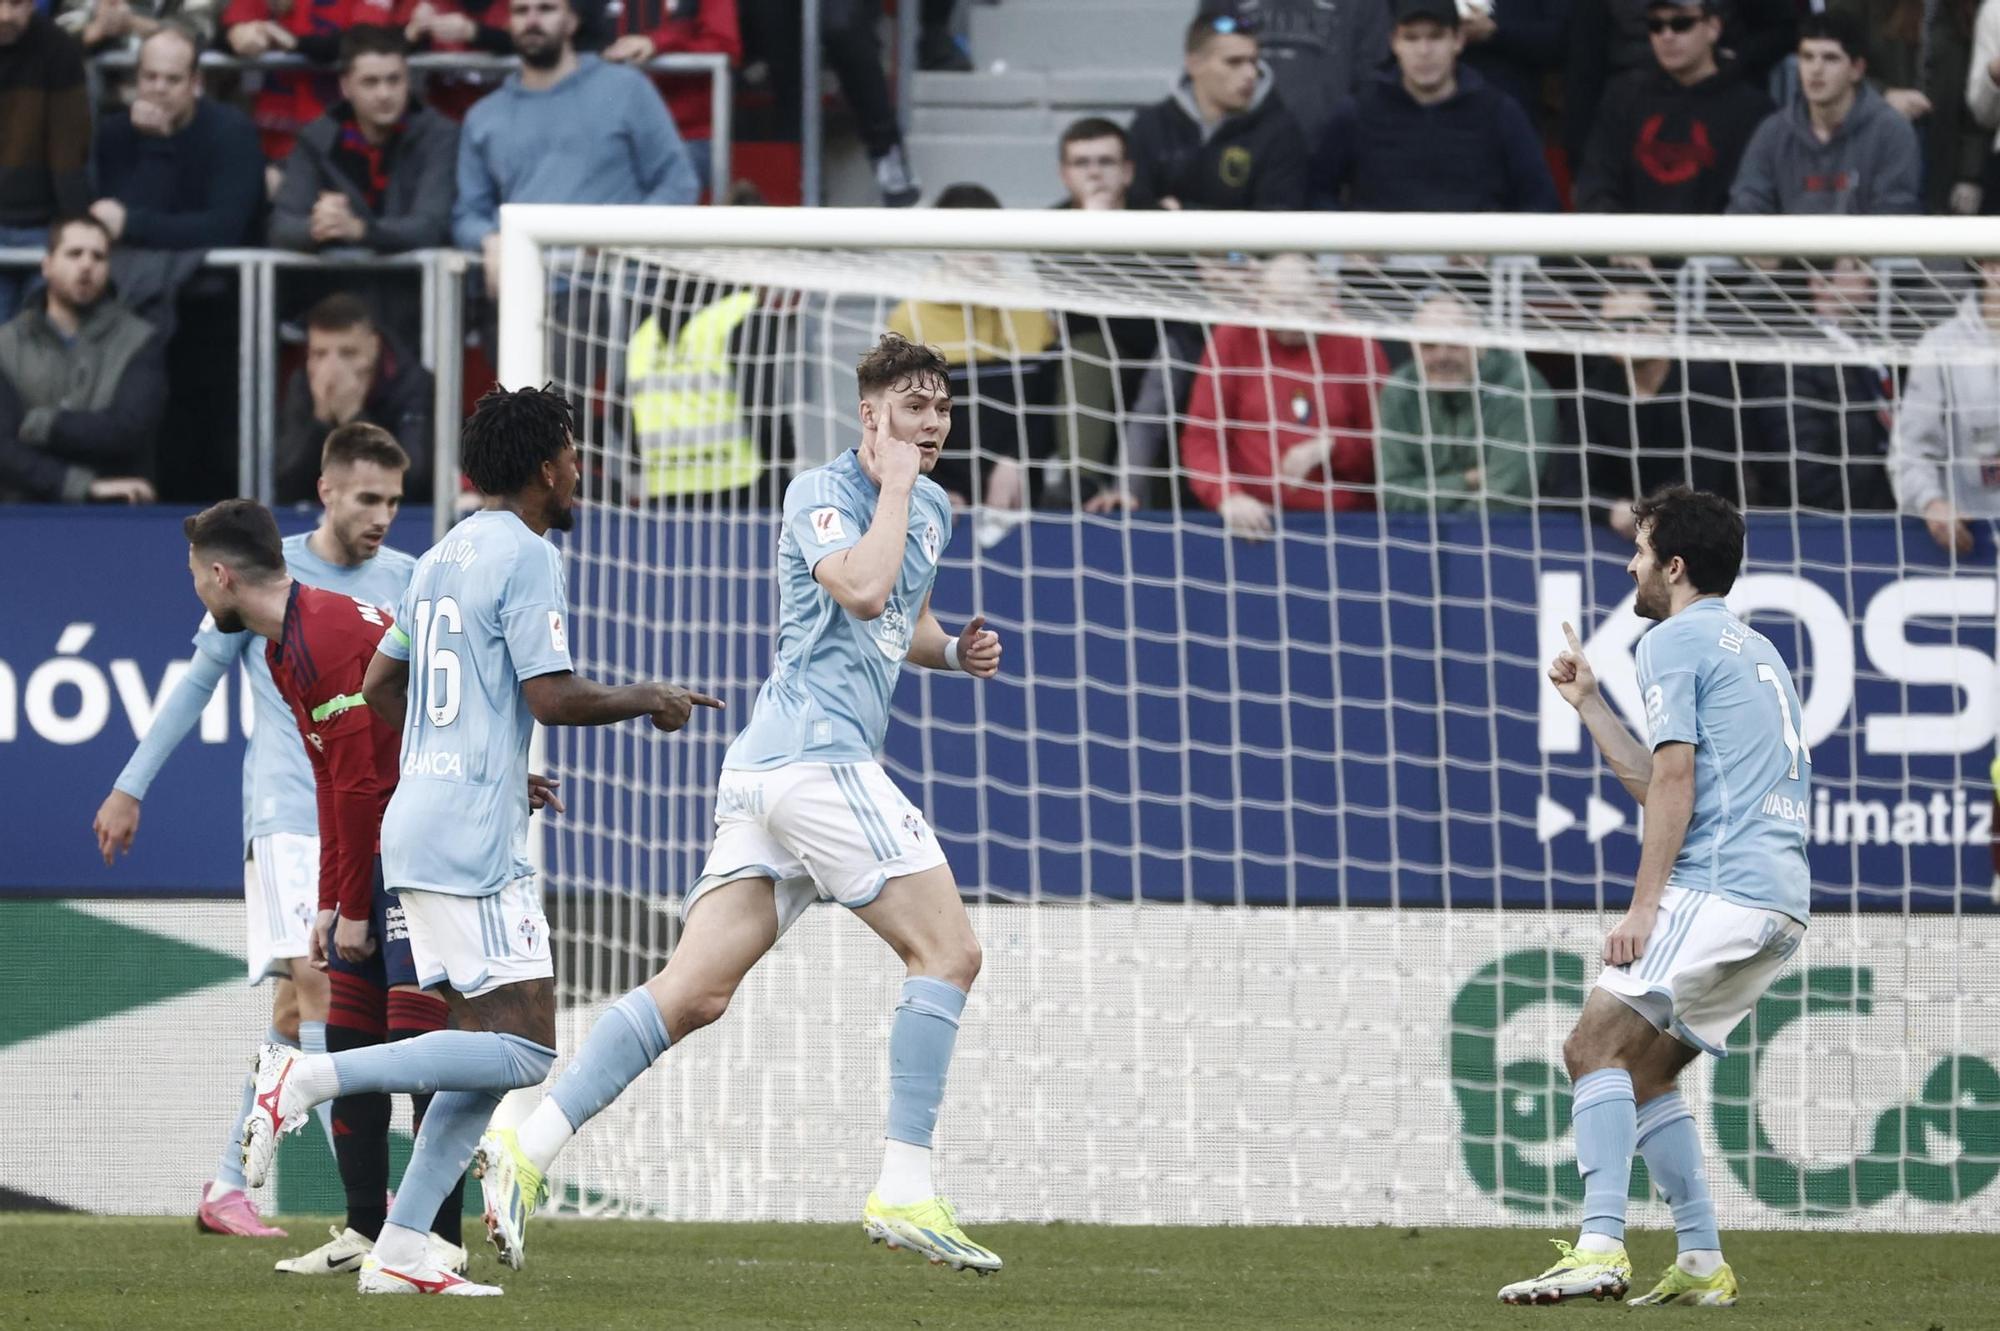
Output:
top-left (305, 292), bottom-right (376, 335)
top-left (1631, 485), bottom-right (1745, 596)
top-left (460, 383), bottom-right (576, 496)
top-left (934, 183), bottom-right (1001, 209)
top-left (1059, 116), bottom-right (1129, 159)
top-left (339, 23), bottom-right (410, 71)
top-left (1797, 13), bottom-right (1867, 64)
top-left (184, 499), bottom-right (286, 579)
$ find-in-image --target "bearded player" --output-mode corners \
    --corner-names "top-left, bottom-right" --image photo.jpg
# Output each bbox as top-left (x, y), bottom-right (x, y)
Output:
top-left (1501, 487), bottom-right (1809, 1309)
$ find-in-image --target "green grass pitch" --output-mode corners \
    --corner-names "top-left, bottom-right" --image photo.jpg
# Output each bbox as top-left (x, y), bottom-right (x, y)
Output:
top-left (4, 1217), bottom-right (1995, 1331)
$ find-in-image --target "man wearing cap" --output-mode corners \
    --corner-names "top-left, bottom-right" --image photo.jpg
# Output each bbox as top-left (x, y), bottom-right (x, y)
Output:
top-left (1315, 0), bottom-right (1558, 211)
top-left (1127, 10), bottom-right (1310, 211)
top-left (1573, 0), bottom-right (1771, 214)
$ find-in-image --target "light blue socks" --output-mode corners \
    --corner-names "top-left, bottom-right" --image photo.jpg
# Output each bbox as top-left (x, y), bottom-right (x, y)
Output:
top-left (383, 1089), bottom-right (502, 1239)
top-left (329, 1030), bottom-right (555, 1097)
top-left (1637, 1092), bottom-right (1721, 1253)
top-left (550, 988), bottom-right (671, 1131)
top-left (299, 1019), bottom-right (334, 1150)
top-left (886, 977), bottom-right (967, 1148)
top-left (1573, 1067), bottom-right (1637, 1244)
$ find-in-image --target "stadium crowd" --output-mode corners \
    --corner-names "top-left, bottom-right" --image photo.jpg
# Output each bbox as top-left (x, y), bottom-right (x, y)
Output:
top-left (1, 0), bottom-right (1997, 551)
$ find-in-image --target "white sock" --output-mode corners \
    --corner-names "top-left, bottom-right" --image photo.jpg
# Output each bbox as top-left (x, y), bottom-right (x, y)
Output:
top-left (515, 1096), bottom-right (577, 1172)
top-left (372, 1222), bottom-right (429, 1271)
top-left (874, 1138), bottom-right (934, 1206)
top-left (285, 1052), bottom-right (341, 1112)
top-left (1576, 1232), bottom-right (1624, 1254)
top-left (204, 1179), bottom-right (238, 1203)
top-left (1678, 1248), bottom-right (1724, 1277)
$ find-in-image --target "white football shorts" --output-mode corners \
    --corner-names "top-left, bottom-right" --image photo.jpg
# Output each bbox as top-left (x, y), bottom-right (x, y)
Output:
top-left (1596, 883), bottom-right (1805, 1055)
top-left (243, 832), bottom-right (318, 985)
top-left (685, 760), bottom-right (949, 938)
top-left (399, 875), bottom-right (553, 1000)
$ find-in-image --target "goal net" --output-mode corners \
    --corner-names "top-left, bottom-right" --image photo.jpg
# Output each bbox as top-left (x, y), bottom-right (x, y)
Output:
top-left (500, 207), bottom-right (2000, 1231)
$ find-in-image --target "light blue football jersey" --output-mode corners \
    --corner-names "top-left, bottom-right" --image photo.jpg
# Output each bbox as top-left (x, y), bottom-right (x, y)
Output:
top-left (190, 533), bottom-right (415, 847)
top-left (726, 450), bottom-right (954, 770)
top-left (378, 510), bottom-right (573, 897)
top-left (1636, 597), bottom-right (1811, 924)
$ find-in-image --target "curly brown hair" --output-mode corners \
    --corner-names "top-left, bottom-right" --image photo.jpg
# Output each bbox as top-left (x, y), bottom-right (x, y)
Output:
top-left (855, 333), bottom-right (949, 397)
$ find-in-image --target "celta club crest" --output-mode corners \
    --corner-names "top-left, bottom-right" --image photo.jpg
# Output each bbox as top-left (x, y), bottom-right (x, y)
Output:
top-left (922, 521), bottom-right (941, 564)
top-left (903, 812), bottom-right (927, 842)
top-left (518, 915), bottom-right (540, 952)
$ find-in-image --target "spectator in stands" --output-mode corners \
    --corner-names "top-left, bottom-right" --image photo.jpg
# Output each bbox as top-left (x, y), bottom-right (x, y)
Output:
top-left (592, 0), bottom-right (738, 195)
top-left (0, 0), bottom-right (90, 323)
top-left (1815, 0), bottom-right (1981, 215)
top-left (1048, 117), bottom-right (1161, 510)
top-left (455, 0), bottom-right (698, 297)
top-left (54, 0), bottom-right (219, 52)
top-left (1973, 0), bottom-right (2000, 214)
top-left (1181, 252), bottom-right (1384, 540)
top-left (1193, 0), bottom-right (1391, 150)
top-left (274, 293), bottom-right (433, 504)
top-left (270, 26), bottom-right (458, 252)
top-left (886, 183), bottom-right (1058, 510)
top-left (0, 216), bottom-right (165, 503)
top-left (1377, 288), bottom-right (1558, 512)
top-left (738, 0), bottom-right (924, 205)
top-left (1564, 0), bottom-right (1794, 166)
top-left (1316, 0), bottom-right (1559, 212)
top-left (1727, 16), bottom-right (1920, 216)
top-left (1127, 11), bottom-right (1309, 211)
top-left (1556, 286), bottom-right (1747, 538)
top-left (224, 0), bottom-right (405, 162)
top-left (90, 25), bottom-right (264, 250)
top-left (1572, 0), bottom-right (1771, 215)
top-left (1745, 257), bottom-right (1895, 512)
top-left (1888, 258), bottom-right (2000, 554)
top-left (1460, 0), bottom-right (1572, 120)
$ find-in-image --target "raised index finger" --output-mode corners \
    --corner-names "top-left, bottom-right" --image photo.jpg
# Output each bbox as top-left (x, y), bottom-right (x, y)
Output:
top-left (685, 691), bottom-right (726, 709)
top-left (1562, 621), bottom-right (1583, 653)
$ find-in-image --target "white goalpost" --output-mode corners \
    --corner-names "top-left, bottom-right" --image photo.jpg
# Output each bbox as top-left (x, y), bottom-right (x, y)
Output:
top-left (496, 204), bottom-right (2000, 1230)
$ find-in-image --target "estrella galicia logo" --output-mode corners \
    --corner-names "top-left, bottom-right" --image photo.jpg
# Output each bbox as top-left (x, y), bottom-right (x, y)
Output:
top-left (1449, 950), bottom-right (2000, 1214)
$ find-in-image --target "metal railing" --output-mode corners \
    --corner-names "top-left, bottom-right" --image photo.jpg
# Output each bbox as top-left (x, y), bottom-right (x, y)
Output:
top-left (1, 245), bottom-right (469, 541)
top-left (88, 50), bottom-right (733, 202)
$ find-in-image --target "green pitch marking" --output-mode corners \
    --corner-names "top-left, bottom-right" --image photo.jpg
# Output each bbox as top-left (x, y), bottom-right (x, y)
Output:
top-left (0, 902), bottom-right (239, 1051)
top-left (3, 1218), bottom-right (1996, 1331)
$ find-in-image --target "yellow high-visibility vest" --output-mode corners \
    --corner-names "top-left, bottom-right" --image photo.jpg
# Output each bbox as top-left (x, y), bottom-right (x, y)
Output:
top-left (628, 290), bottom-right (764, 497)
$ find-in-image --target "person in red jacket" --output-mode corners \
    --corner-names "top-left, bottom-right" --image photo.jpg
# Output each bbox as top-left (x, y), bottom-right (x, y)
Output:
top-left (1179, 253), bottom-right (1385, 539)
top-left (596, 0), bottom-right (738, 196)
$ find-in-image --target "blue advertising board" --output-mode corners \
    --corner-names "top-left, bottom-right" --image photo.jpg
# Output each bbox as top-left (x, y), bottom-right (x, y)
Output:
top-left (4, 506), bottom-right (1995, 911)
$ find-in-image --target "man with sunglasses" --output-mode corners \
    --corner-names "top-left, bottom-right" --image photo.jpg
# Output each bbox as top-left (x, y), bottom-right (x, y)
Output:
top-left (1573, 0), bottom-right (1770, 215)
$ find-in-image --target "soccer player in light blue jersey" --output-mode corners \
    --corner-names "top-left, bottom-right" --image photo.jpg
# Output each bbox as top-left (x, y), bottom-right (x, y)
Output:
top-left (473, 332), bottom-right (1007, 1274)
top-left (237, 386), bottom-right (719, 1296)
top-left (92, 424), bottom-right (416, 1240)
top-left (1500, 487), bottom-right (1809, 1309)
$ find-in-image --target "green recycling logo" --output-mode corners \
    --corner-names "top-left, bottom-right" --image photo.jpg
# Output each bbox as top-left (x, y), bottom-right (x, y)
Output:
top-left (1450, 949), bottom-right (2000, 1215)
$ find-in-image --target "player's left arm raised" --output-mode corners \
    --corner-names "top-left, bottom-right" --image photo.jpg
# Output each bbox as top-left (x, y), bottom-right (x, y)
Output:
top-left (909, 597), bottom-right (1001, 678)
